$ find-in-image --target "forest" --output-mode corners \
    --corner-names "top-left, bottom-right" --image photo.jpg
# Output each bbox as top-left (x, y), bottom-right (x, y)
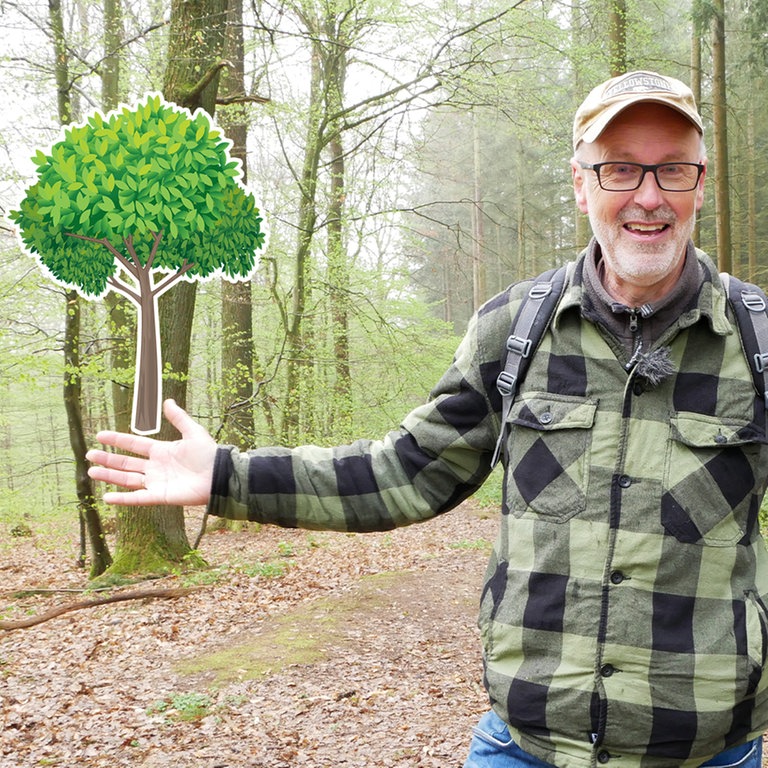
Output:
top-left (1, 0), bottom-right (768, 765)
top-left (0, 0), bottom-right (764, 579)
top-left (0, 0), bottom-right (766, 579)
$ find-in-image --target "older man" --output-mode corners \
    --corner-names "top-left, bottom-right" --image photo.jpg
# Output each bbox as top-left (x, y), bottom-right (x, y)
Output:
top-left (88, 71), bottom-right (768, 767)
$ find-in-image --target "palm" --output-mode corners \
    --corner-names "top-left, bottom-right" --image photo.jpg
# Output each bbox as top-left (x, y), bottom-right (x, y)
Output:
top-left (86, 400), bottom-right (217, 507)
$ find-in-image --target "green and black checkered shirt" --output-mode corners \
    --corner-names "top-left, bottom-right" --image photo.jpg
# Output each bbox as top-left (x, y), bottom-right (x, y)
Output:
top-left (209, 244), bottom-right (768, 767)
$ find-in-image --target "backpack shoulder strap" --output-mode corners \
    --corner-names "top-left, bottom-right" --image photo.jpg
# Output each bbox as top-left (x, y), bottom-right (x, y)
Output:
top-left (720, 272), bottom-right (768, 410)
top-left (491, 264), bottom-right (568, 466)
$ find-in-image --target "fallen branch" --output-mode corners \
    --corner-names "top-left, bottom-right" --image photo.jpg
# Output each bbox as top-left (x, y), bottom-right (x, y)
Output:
top-left (0, 586), bottom-right (199, 631)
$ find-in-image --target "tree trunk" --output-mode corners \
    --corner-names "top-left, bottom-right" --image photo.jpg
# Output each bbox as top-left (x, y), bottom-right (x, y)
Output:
top-left (219, 0), bottom-right (256, 448)
top-left (570, 0), bottom-right (590, 248)
top-left (711, 0), bottom-right (732, 274)
top-left (471, 110), bottom-right (486, 310)
top-left (326, 22), bottom-right (352, 441)
top-left (102, 0), bottom-right (121, 110)
top-left (106, 0), bottom-right (229, 577)
top-left (690, 23), bottom-right (702, 247)
top-left (608, 0), bottom-right (627, 76)
top-left (282, 42), bottom-right (323, 445)
top-left (65, 291), bottom-right (113, 577)
top-left (49, 0), bottom-right (112, 578)
top-left (132, 291), bottom-right (162, 434)
top-left (747, 94), bottom-right (757, 282)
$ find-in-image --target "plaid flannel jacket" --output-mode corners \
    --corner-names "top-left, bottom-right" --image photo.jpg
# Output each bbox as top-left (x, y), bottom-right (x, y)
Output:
top-left (208, 246), bottom-right (768, 767)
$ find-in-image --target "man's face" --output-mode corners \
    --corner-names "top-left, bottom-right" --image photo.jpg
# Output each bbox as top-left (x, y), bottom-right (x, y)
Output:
top-left (571, 103), bottom-right (706, 304)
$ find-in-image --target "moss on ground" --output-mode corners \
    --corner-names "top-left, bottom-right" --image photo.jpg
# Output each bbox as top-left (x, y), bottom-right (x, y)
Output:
top-left (175, 571), bottom-right (407, 686)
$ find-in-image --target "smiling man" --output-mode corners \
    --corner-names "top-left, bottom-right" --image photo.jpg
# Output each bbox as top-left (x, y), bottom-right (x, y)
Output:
top-left (572, 79), bottom-right (706, 306)
top-left (87, 72), bottom-right (768, 768)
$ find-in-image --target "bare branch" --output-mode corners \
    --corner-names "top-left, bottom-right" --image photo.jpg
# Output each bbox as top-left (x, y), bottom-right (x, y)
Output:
top-left (216, 92), bottom-right (271, 106)
top-left (0, 587), bottom-right (200, 631)
top-left (185, 60), bottom-right (234, 104)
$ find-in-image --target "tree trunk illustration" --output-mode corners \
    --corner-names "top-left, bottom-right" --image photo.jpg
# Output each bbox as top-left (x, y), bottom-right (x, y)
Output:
top-left (131, 291), bottom-right (162, 435)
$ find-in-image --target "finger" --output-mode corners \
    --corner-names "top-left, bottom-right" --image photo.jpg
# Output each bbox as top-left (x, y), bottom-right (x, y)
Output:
top-left (93, 430), bottom-right (157, 457)
top-left (87, 465), bottom-right (145, 489)
top-left (86, 449), bottom-right (147, 474)
top-left (102, 489), bottom-right (159, 506)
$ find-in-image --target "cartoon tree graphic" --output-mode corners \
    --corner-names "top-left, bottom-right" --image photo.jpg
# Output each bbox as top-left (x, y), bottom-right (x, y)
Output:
top-left (10, 95), bottom-right (266, 435)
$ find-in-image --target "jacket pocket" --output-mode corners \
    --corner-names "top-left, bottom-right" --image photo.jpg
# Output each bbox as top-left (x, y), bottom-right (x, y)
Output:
top-left (505, 393), bottom-right (597, 522)
top-left (661, 412), bottom-right (765, 546)
top-left (744, 590), bottom-right (768, 671)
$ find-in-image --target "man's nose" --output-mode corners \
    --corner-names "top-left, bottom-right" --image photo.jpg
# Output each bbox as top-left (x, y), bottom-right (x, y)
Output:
top-left (632, 169), bottom-right (665, 209)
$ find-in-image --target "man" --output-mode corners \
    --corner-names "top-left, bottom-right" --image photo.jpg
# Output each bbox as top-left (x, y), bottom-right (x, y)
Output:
top-left (87, 71), bottom-right (768, 767)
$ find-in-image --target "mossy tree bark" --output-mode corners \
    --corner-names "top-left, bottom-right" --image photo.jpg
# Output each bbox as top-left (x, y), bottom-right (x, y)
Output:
top-left (49, 0), bottom-right (112, 578)
top-left (106, 0), bottom-right (229, 578)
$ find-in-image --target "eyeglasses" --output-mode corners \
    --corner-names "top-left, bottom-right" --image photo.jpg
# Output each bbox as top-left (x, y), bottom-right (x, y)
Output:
top-left (578, 161), bottom-right (705, 192)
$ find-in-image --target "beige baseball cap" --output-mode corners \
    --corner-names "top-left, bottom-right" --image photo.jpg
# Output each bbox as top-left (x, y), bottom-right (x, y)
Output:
top-left (573, 70), bottom-right (703, 149)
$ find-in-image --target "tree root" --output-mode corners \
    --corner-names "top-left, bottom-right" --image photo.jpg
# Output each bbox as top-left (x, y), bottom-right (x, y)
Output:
top-left (0, 586), bottom-right (199, 631)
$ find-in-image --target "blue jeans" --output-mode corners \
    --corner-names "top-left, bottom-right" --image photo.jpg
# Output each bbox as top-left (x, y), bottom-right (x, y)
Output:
top-left (463, 711), bottom-right (763, 768)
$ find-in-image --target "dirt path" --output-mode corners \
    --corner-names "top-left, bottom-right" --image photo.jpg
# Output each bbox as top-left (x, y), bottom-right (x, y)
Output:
top-left (1, 503), bottom-right (496, 767)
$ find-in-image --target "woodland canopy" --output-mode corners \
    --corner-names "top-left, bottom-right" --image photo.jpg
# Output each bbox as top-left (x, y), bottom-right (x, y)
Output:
top-left (0, 0), bottom-right (766, 571)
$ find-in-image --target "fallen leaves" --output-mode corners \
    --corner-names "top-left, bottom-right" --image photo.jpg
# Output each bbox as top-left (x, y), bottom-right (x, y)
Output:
top-left (1, 503), bottom-right (496, 767)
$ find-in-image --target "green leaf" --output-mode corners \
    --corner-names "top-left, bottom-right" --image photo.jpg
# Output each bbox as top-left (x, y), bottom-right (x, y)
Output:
top-left (33, 149), bottom-right (50, 167)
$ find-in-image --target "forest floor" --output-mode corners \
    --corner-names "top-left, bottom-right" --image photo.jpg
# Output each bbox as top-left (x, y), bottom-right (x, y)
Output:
top-left (0, 502), bottom-right (497, 767)
top-left (3, 503), bottom-right (767, 768)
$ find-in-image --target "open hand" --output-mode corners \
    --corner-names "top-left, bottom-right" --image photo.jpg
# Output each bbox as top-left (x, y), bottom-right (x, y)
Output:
top-left (86, 399), bottom-right (217, 506)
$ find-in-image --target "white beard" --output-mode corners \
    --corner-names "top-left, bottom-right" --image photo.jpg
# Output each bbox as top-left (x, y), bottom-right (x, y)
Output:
top-left (589, 205), bottom-right (694, 288)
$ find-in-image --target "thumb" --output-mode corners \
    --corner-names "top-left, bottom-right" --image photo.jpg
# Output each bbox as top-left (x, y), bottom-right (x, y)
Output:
top-left (162, 399), bottom-right (209, 440)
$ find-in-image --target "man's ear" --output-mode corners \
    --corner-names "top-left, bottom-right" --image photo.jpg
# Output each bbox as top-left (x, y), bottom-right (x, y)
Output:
top-left (571, 157), bottom-right (589, 214)
top-left (695, 158), bottom-right (707, 212)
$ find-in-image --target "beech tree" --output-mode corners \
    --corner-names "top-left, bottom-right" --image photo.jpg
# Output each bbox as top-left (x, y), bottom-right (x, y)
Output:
top-left (11, 96), bottom-right (266, 435)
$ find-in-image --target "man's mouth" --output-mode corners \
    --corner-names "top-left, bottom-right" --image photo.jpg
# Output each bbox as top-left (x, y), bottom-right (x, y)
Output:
top-left (624, 222), bottom-right (670, 235)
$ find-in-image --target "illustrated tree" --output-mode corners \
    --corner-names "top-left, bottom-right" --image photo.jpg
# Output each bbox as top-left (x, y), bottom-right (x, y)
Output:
top-left (10, 95), bottom-right (266, 434)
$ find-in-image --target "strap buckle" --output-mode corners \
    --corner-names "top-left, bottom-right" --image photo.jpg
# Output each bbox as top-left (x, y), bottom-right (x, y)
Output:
top-left (754, 352), bottom-right (768, 374)
top-left (496, 371), bottom-right (518, 397)
top-left (506, 334), bottom-right (532, 358)
top-left (528, 283), bottom-right (553, 301)
top-left (742, 291), bottom-right (767, 313)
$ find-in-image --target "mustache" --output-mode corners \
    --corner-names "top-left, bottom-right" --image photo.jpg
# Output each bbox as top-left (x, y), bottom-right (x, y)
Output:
top-left (617, 207), bottom-right (676, 225)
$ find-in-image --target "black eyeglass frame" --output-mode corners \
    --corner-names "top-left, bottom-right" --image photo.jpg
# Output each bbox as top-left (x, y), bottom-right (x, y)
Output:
top-left (578, 161), bottom-right (705, 192)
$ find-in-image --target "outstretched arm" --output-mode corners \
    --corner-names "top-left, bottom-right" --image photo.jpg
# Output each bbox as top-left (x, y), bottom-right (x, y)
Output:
top-left (86, 399), bottom-right (217, 506)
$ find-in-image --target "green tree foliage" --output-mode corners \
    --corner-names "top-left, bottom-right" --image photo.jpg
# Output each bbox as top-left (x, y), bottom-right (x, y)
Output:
top-left (12, 96), bottom-right (264, 294)
top-left (10, 95), bottom-right (266, 434)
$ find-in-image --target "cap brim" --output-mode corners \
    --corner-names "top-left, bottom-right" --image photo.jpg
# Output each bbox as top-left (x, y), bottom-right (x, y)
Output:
top-left (579, 97), bottom-right (703, 145)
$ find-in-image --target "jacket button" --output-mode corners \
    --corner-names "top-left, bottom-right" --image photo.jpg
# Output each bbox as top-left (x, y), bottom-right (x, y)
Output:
top-left (618, 475), bottom-right (631, 488)
top-left (600, 663), bottom-right (615, 677)
top-left (597, 750), bottom-right (611, 763)
top-left (539, 411), bottom-right (553, 425)
top-left (610, 570), bottom-right (625, 585)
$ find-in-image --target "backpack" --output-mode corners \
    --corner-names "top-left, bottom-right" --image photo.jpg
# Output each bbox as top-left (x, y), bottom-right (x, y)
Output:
top-left (491, 265), bottom-right (768, 467)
